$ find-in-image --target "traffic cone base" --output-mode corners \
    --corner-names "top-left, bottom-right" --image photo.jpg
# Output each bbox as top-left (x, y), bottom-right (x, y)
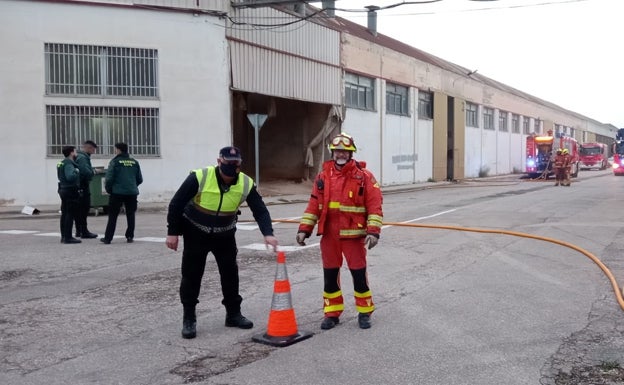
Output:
top-left (252, 330), bottom-right (313, 347)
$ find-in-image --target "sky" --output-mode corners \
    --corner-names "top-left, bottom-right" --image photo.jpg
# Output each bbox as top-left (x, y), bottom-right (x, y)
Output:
top-left (317, 0), bottom-right (622, 128)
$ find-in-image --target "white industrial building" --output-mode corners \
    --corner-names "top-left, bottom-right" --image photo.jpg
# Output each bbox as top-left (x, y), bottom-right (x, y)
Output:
top-left (0, 0), bottom-right (616, 206)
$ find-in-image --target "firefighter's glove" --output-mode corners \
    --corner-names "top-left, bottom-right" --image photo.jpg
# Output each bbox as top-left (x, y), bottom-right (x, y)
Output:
top-left (296, 232), bottom-right (309, 246)
top-left (365, 234), bottom-right (379, 250)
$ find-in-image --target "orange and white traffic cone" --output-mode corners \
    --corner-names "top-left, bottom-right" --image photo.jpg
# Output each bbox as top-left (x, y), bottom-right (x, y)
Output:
top-left (252, 251), bottom-right (313, 347)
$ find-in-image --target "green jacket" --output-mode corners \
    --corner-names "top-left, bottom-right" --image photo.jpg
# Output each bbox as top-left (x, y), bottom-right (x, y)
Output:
top-left (57, 157), bottom-right (80, 189)
top-left (75, 150), bottom-right (94, 186)
top-left (105, 153), bottom-right (143, 195)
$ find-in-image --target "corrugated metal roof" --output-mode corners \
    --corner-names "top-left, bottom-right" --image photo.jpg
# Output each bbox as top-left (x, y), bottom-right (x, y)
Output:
top-left (35, 0), bottom-right (227, 12)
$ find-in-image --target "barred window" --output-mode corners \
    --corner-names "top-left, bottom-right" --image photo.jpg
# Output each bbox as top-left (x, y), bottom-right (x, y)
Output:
top-left (386, 83), bottom-right (409, 116)
top-left (45, 43), bottom-right (158, 98)
top-left (511, 113), bottom-right (520, 133)
top-left (523, 117), bottom-right (531, 134)
top-left (418, 91), bottom-right (433, 119)
top-left (46, 105), bottom-right (160, 156)
top-left (466, 102), bottom-right (478, 127)
top-left (345, 73), bottom-right (375, 111)
top-left (499, 110), bottom-right (508, 132)
top-left (483, 107), bottom-right (494, 130)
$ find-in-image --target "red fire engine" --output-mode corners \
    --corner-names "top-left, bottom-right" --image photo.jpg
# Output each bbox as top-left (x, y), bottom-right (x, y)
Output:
top-left (526, 131), bottom-right (579, 178)
top-left (612, 128), bottom-right (624, 175)
top-left (579, 142), bottom-right (608, 170)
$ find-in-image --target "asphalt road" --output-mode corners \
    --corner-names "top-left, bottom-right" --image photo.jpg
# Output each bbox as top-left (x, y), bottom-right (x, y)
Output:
top-left (1, 170), bottom-right (624, 385)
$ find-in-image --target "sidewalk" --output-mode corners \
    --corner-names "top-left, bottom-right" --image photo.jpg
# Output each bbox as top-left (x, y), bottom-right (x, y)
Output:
top-left (0, 177), bottom-right (515, 219)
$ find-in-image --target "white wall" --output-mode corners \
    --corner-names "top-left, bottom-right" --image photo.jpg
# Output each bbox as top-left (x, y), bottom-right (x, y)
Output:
top-left (342, 109), bottom-right (382, 182)
top-left (0, 1), bottom-right (230, 205)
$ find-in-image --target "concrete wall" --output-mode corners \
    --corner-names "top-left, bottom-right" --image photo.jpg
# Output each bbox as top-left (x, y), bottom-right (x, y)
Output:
top-left (0, 0), bottom-right (230, 205)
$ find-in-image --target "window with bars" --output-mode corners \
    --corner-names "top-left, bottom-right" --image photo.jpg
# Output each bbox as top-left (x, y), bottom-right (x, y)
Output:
top-left (534, 119), bottom-right (540, 134)
top-left (483, 107), bottom-right (494, 130)
top-left (45, 43), bottom-right (158, 98)
top-left (418, 91), bottom-right (433, 119)
top-left (511, 114), bottom-right (520, 133)
top-left (46, 106), bottom-right (160, 156)
top-left (466, 102), bottom-right (478, 127)
top-left (523, 117), bottom-right (531, 134)
top-left (345, 73), bottom-right (375, 111)
top-left (499, 110), bottom-right (508, 132)
top-left (386, 83), bottom-right (409, 116)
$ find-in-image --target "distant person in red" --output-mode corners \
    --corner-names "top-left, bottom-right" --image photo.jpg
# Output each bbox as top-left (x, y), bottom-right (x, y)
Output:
top-left (553, 148), bottom-right (565, 186)
top-left (296, 133), bottom-right (383, 330)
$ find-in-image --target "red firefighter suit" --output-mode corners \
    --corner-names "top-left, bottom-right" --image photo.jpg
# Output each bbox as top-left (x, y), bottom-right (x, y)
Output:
top-left (298, 158), bottom-right (383, 321)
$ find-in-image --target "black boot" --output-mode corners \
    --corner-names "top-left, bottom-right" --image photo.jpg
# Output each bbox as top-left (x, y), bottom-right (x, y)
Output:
top-left (320, 317), bottom-right (339, 330)
top-left (225, 313), bottom-right (253, 329)
top-left (81, 230), bottom-right (98, 239)
top-left (358, 313), bottom-right (371, 329)
top-left (181, 319), bottom-right (196, 339)
top-left (63, 237), bottom-right (82, 244)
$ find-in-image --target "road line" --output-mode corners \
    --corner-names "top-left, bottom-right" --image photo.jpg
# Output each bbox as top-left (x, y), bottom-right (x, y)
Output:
top-left (240, 242), bottom-right (320, 252)
top-left (0, 230), bottom-right (39, 235)
top-left (381, 208), bottom-right (457, 229)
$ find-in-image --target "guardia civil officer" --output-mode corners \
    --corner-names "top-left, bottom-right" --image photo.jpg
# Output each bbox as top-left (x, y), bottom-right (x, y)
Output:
top-left (166, 146), bottom-right (279, 339)
top-left (74, 140), bottom-right (98, 238)
top-left (57, 146), bottom-right (82, 244)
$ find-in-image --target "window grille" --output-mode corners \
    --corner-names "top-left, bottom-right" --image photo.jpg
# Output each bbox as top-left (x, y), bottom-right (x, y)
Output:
top-left (418, 91), bottom-right (433, 119)
top-left (46, 105), bottom-right (160, 156)
top-left (523, 117), bottom-right (531, 134)
top-left (45, 43), bottom-right (158, 98)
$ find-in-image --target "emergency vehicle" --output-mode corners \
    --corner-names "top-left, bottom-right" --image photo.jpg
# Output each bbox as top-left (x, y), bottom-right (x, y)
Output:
top-left (579, 142), bottom-right (608, 170)
top-left (612, 128), bottom-right (624, 176)
top-left (525, 131), bottom-right (579, 178)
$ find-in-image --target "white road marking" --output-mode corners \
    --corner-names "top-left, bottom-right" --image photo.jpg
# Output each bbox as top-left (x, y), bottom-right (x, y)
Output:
top-left (240, 243), bottom-right (320, 252)
top-left (381, 208), bottom-right (457, 229)
top-left (237, 224), bottom-right (258, 231)
top-left (133, 237), bottom-right (166, 243)
top-left (0, 230), bottom-right (39, 235)
top-left (34, 232), bottom-right (61, 237)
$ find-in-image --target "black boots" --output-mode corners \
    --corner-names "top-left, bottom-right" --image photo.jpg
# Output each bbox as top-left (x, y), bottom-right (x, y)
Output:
top-left (181, 319), bottom-right (196, 339)
top-left (225, 313), bottom-right (253, 329)
top-left (358, 313), bottom-right (371, 329)
top-left (320, 317), bottom-right (339, 330)
top-left (62, 237), bottom-right (82, 244)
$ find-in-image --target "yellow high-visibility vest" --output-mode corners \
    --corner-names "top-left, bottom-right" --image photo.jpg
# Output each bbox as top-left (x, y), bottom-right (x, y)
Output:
top-left (192, 166), bottom-right (252, 215)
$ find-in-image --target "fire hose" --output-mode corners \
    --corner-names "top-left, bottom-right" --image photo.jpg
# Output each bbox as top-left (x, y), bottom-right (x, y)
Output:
top-left (259, 218), bottom-right (624, 312)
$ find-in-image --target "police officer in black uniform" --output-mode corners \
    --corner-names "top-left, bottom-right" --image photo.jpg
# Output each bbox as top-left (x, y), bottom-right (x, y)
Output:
top-left (166, 146), bottom-right (279, 339)
top-left (57, 146), bottom-right (82, 244)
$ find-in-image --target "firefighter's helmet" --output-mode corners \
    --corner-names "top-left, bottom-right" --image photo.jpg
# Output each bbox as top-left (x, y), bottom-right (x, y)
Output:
top-left (328, 133), bottom-right (357, 152)
top-left (556, 148), bottom-right (563, 154)
top-left (562, 149), bottom-right (569, 155)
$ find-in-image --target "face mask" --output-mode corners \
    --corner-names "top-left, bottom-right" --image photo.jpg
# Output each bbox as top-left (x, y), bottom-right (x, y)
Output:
top-left (335, 158), bottom-right (348, 166)
top-left (220, 163), bottom-right (239, 177)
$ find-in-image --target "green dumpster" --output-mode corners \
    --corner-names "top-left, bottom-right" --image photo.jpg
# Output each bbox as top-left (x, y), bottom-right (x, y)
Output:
top-left (89, 168), bottom-right (109, 214)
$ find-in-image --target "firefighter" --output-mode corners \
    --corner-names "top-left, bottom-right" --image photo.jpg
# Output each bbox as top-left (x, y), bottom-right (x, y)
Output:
top-left (166, 146), bottom-right (279, 339)
top-left (562, 148), bottom-right (572, 186)
top-left (553, 148), bottom-right (565, 186)
top-left (296, 133), bottom-right (383, 330)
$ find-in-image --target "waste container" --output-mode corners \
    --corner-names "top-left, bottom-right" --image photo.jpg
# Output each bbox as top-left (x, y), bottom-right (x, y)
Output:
top-left (89, 167), bottom-right (109, 214)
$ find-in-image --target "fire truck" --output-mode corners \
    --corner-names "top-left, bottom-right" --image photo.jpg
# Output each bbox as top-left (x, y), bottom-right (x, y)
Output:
top-left (579, 142), bottom-right (608, 170)
top-left (612, 128), bottom-right (624, 175)
top-left (525, 131), bottom-right (579, 179)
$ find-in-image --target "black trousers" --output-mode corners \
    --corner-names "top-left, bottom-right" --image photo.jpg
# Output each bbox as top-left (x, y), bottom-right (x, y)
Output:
top-left (58, 188), bottom-right (80, 240)
top-left (74, 184), bottom-right (91, 234)
top-left (179, 220), bottom-right (242, 317)
top-left (104, 194), bottom-right (138, 241)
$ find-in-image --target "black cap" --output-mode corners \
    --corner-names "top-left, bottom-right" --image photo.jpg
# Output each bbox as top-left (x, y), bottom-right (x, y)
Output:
top-left (219, 146), bottom-right (242, 161)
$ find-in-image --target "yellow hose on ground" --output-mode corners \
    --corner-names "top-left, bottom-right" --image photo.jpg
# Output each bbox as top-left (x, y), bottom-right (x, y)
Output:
top-left (266, 218), bottom-right (624, 311)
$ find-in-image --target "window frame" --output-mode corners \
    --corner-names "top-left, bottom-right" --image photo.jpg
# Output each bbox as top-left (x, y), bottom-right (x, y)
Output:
top-left (499, 110), bottom-right (508, 132)
top-left (418, 91), bottom-right (433, 119)
top-left (523, 117), bottom-right (531, 134)
top-left (466, 102), bottom-right (478, 127)
top-left (511, 114), bottom-right (520, 133)
top-left (386, 83), bottom-right (409, 116)
top-left (483, 107), bottom-right (494, 130)
top-left (345, 72), bottom-right (375, 111)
